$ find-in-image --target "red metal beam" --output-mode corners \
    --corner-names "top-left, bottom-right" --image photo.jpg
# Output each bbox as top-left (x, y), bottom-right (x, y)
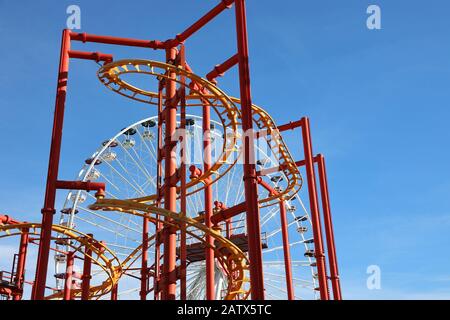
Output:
top-left (235, 0), bottom-right (265, 300)
top-left (161, 47), bottom-right (178, 300)
top-left (12, 227), bottom-right (29, 300)
top-left (170, 0), bottom-right (235, 46)
top-left (178, 44), bottom-right (188, 300)
top-left (202, 99), bottom-right (215, 300)
top-left (211, 201), bottom-right (246, 225)
top-left (55, 180), bottom-right (105, 193)
top-left (68, 50), bottom-right (113, 63)
top-left (63, 251), bottom-right (75, 300)
top-left (140, 215), bottom-right (148, 300)
top-left (300, 117), bottom-right (329, 300)
top-left (316, 154), bottom-right (342, 300)
top-left (206, 53), bottom-right (239, 83)
top-left (81, 235), bottom-right (93, 300)
top-left (70, 31), bottom-right (164, 49)
top-left (0, 214), bottom-right (21, 225)
top-left (154, 81), bottom-right (164, 300)
top-left (32, 29), bottom-right (71, 300)
top-left (257, 178), bottom-right (294, 300)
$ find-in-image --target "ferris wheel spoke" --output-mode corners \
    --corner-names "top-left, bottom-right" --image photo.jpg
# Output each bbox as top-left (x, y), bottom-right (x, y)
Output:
top-left (264, 271), bottom-right (314, 286)
top-left (135, 126), bottom-right (159, 164)
top-left (116, 139), bottom-right (154, 182)
top-left (100, 157), bottom-right (147, 196)
top-left (264, 278), bottom-right (300, 299)
top-left (262, 240), bottom-right (303, 254)
top-left (77, 205), bottom-right (141, 233)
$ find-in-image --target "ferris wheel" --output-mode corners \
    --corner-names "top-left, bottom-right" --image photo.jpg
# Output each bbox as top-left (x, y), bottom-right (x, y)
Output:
top-left (53, 113), bottom-right (320, 300)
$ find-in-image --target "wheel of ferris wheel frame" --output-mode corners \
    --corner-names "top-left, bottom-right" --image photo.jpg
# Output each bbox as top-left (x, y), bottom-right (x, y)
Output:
top-left (55, 113), bottom-right (319, 300)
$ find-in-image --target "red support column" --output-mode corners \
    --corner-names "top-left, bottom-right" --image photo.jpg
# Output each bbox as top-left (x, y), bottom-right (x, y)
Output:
top-left (300, 117), bottom-right (329, 300)
top-left (140, 216), bottom-right (149, 300)
top-left (81, 234), bottom-right (93, 300)
top-left (161, 47), bottom-right (179, 300)
top-left (111, 283), bottom-right (118, 300)
top-left (279, 201), bottom-right (295, 300)
top-left (32, 29), bottom-right (71, 300)
top-left (316, 154), bottom-right (342, 300)
top-left (178, 44), bottom-right (188, 300)
top-left (154, 81), bottom-right (164, 300)
top-left (202, 100), bottom-right (215, 300)
top-left (63, 251), bottom-right (75, 301)
top-left (257, 179), bottom-right (294, 300)
top-left (235, 0), bottom-right (265, 300)
top-left (12, 227), bottom-right (29, 300)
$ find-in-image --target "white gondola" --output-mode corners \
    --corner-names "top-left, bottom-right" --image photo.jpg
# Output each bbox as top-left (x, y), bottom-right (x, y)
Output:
top-left (287, 205), bottom-right (296, 212)
top-left (102, 150), bottom-right (117, 162)
top-left (142, 130), bottom-right (155, 141)
top-left (123, 138), bottom-right (136, 149)
top-left (70, 192), bottom-right (86, 204)
top-left (86, 169), bottom-right (100, 181)
top-left (54, 254), bottom-right (67, 263)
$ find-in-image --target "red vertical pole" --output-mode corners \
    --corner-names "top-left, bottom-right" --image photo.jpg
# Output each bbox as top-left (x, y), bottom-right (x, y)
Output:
top-left (154, 82), bottom-right (164, 300)
top-left (316, 154), bottom-right (342, 300)
top-left (234, 0), bottom-right (265, 300)
top-left (279, 201), bottom-right (295, 300)
top-left (226, 219), bottom-right (232, 239)
top-left (140, 215), bottom-right (149, 300)
top-left (300, 117), bottom-right (329, 300)
top-left (161, 47), bottom-right (178, 300)
top-left (32, 29), bottom-right (71, 300)
top-left (111, 283), bottom-right (118, 300)
top-left (12, 227), bottom-right (29, 300)
top-left (63, 251), bottom-right (75, 301)
top-left (81, 234), bottom-right (93, 300)
top-left (179, 44), bottom-right (188, 300)
top-left (203, 100), bottom-right (215, 300)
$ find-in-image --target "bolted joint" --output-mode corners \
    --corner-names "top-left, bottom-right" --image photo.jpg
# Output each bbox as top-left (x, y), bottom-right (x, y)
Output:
top-left (41, 208), bottom-right (57, 215)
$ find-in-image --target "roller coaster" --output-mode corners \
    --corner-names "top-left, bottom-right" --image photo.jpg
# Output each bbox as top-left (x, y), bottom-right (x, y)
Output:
top-left (0, 0), bottom-right (341, 300)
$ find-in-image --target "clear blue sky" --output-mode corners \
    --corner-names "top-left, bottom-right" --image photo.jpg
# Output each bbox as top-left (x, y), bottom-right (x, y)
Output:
top-left (1, 0), bottom-right (450, 299)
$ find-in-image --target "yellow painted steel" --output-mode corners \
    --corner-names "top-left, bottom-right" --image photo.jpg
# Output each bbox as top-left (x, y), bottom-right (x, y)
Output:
top-left (0, 223), bottom-right (122, 300)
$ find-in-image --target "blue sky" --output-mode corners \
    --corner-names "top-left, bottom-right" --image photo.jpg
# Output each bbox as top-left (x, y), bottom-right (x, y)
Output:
top-left (1, 0), bottom-right (450, 299)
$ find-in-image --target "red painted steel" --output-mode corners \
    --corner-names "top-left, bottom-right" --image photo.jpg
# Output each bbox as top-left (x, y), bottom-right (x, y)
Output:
top-left (154, 81), bottom-right (164, 300)
top-left (202, 100), bottom-right (215, 300)
top-left (63, 251), bottom-right (75, 300)
top-left (68, 50), bottom-right (113, 63)
top-left (161, 47), bottom-right (178, 300)
top-left (179, 44), bottom-right (188, 300)
top-left (211, 201), bottom-right (246, 224)
top-left (12, 227), bottom-right (29, 300)
top-left (81, 235), bottom-right (93, 300)
top-left (70, 32), bottom-right (164, 49)
top-left (257, 178), bottom-right (294, 300)
top-left (33, 29), bottom-right (71, 300)
top-left (206, 54), bottom-right (239, 83)
top-left (140, 215), bottom-right (149, 300)
top-left (171, 0), bottom-right (235, 45)
top-left (316, 154), bottom-right (342, 300)
top-left (300, 117), bottom-right (330, 300)
top-left (111, 284), bottom-right (118, 300)
top-left (235, 0), bottom-right (265, 300)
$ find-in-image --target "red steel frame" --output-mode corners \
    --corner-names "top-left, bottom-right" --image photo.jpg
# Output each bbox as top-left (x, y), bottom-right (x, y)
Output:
top-left (27, 0), bottom-right (341, 301)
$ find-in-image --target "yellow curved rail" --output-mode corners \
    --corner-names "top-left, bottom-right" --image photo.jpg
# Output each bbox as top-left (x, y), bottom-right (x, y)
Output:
top-left (0, 223), bottom-right (122, 300)
top-left (89, 198), bottom-right (250, 300)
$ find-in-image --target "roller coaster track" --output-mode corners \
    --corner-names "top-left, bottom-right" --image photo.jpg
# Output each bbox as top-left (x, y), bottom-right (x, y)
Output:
top-left (0, 223), bottom-right (122, 300)
top-left (4, 59), bottom-right (303, 300)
